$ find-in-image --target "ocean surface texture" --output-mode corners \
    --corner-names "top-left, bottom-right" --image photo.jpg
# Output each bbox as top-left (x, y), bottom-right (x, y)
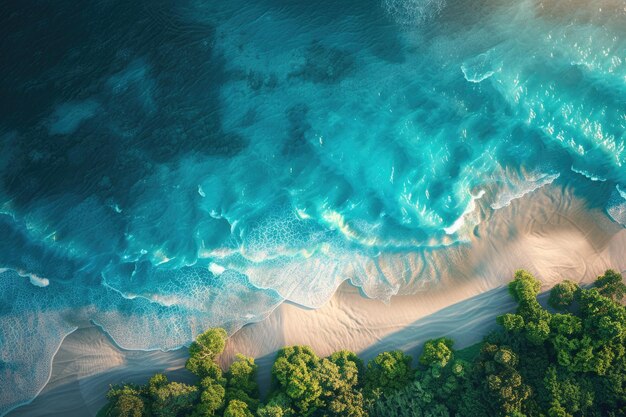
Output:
top-left (0, 0), bottom-right (625, 414)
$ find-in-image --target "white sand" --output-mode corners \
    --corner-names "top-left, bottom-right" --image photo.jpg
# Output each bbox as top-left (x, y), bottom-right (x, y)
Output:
top-left (9, 184), bottom-right (626, 416)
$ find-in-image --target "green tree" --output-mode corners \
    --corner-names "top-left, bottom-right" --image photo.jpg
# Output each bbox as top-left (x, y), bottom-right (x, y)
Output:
top-left (549, 314), bottom-right (582, 336)
top-left (256, 404), bottom-right (287, 417)
top-left (193, 378), bottom-right (226, 417)
top-left (365, 350), bottom-right (413, 398)
top-left (370, 379), bottom-right (451, 417)
top-left (506, 270), bottom-right (552, 345)
top-left (227, 354), bottom-right (258, 395)
top-left (186, 328), bottom-right (228, 377)
top-left (226, 354), bottom-right (259, 412)
top-left (595, 269), bottom-right (626, 302)
top-left (548, 280), bottom-right (579, 310)
top-left (497, 313), bottom-right (525, 333)
top-left (270, 346), bottom-right (323, 415)
top-left (508, 270), bottom-right (542, 303)
top-left (543, 366), bottom-right (594, 417)
top-left (475, 343), bottom-right (531, 415)
top-left (257, 392), bottom-right (294, 416)
top-left (108, 394), bottom-right (145, 417)
top-left (105, 384), bottom-right (146, 417)
top-left (148, 374), bottom-right (198, 417)
top-left (525, 319), bottom-right (551, 345)
top-left (223, 399), bottom-right (253, 417)
top-left (328, 350), bottom-right (364, 388)
top-left (420, 338), bottom-right (454, 368)
top-left (318, 357), bottom-right (366, 416)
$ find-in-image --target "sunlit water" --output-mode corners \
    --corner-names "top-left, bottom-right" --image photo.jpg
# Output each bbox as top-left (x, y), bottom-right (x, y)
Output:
top-left (1, 0), bottom-right (625, 413)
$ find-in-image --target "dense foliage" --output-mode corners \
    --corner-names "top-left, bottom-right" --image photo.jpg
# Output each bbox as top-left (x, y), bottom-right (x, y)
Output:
top-left (100, 269), bottom-right (626, 417)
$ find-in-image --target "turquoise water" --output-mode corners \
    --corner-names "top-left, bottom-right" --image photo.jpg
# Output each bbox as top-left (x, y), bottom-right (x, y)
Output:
top-left (0, 0), bottom-right (625, 413)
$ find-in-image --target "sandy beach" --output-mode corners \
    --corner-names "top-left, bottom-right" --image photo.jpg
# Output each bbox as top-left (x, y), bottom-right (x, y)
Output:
top-left (9, 183), bottom-right (626, 417)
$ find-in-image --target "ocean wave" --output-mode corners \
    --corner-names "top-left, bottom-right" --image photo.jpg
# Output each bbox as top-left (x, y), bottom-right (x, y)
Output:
top-left (490, 172), bottom-right (560, 210)
top-left (607, 185), bottom-right (626, 227)
top-left (570, 166), bottom-right (608, 182)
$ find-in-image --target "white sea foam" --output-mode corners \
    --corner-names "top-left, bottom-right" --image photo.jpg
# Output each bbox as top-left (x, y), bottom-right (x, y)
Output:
top-left (570, 166), bottom-right (607, 182)
top-left (444, 190), bottom-right (485, 235)
top-left (27, 274), bottom-right (49, 288)
top-left (607, 185), bottom-right (626, 227)
top-left (461, 51), bottom-right (502, 83)
top-left (208, 262), bottom-right (225, 276)
top-left (491, 173), bottom-right (560, 210)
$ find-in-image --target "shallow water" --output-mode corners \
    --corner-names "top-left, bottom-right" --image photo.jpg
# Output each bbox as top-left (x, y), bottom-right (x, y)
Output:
top-left (0, 0), bottom-right (625, 414)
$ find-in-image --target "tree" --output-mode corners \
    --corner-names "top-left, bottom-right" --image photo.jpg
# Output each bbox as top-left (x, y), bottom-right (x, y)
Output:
top-left (105, 384), bottom-right (146, 417)
top-left (506, 270), bottom-right (553, 345)
top-left (525, 319), bottom-right (551, 345)
top-left (318, 357), bottom-right (366, 416)
top-left (186, 328), bottom-right (228, 377)
top-left (508, 270), bottom-right (542, 303)
top-left (226, 354), bottom-right (259, 412)
top-left (328, 350), bottom-right (364, 388)
top-left (108, 394), bottom-right (145, 417)
top-left (549, 280), bottom-right (579, 310)
top-left (370, 379), bottom-right (451, 417)
top-left (227, 354), bottom-right (258, 395)
top-left (595, 270), bottom-right (626, 302)
top-left (271, 346), bottom-right (323, 415)
top-left (257, 392), bottom-right (294, 416)
top-left (256, 404), bottom-right (287, 417)
top-left (543, 366), bottom-right (594, 417)
top-left (579, 288), bottom-right (626, 343)
top-left (420, 338), bottom-right (454, 368)
top-left (193, 378), bottom-right (226, 417)
top-left (475, 343), bottom-right (531, 415)
top-left (183, 329), bottom-right (229, 416)
top-left (365, 350), bottom-right (413, 398)
top-left (148, 374), bottom-right (198, 417)
top-left (549, 314), bottom-right (582, 336)
top-left (497, 313), bottom-right (525, 333)
top-left (223, 399), bottom-right (253, 417)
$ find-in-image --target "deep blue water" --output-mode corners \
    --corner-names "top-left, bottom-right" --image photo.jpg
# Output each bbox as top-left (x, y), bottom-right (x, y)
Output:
top-left (0, 0), bottom-right (625, 413)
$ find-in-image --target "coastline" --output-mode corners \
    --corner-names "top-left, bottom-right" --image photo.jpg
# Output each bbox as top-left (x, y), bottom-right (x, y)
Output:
top-left (8, 182), bottom-right (626, 417)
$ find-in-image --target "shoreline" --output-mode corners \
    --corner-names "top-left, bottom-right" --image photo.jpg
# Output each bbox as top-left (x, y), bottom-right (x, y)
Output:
top-left (8, 183), bottom-right (626, 417)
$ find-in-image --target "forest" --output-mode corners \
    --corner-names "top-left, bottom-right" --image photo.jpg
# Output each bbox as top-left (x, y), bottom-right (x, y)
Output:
top-left (99, 269), bottom-right (626, 417)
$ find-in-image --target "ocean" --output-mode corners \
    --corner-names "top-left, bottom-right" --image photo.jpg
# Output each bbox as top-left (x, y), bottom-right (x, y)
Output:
top-left (0, 0), bottom-right (624, 414)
